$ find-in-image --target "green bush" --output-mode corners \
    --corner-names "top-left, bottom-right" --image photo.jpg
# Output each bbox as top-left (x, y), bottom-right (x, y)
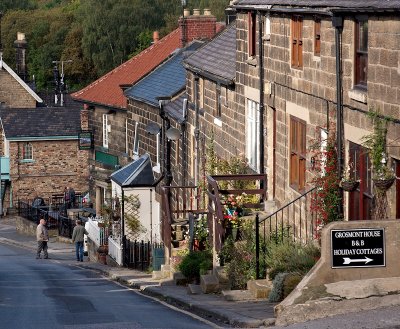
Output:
top-left (178, 250), bottom-right (212, 283)
top-left (266, 241), bottom-right (320, 280)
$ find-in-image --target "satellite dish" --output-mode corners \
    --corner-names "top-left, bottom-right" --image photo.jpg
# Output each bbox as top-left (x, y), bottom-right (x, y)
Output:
top-left (145, 122), bottom-right (161, 135)
top-left (166, 127), bottom-right (181, 141)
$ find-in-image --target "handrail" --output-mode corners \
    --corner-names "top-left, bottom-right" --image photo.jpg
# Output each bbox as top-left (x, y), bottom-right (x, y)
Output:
top-left (255, 187), bottom-right (317, 279)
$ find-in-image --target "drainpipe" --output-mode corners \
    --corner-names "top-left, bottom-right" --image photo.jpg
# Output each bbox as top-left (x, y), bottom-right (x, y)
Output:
top-left (332, 15), bottom-right (344, 218)
top-left (258, 12), bottom-right (265, 192)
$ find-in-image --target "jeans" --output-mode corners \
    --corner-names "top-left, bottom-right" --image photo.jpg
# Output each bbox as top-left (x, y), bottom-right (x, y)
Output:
top-left (75, 241), bottom-right (84, 261)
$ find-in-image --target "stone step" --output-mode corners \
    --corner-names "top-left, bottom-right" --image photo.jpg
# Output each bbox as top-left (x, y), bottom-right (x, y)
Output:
top-left (200, 273), bottom-right (219, 294)
top-left (247, 279), bottom-right (272, 299)
top-left (214, 266), bottom-right (229, 285)
top-left (173, 271), bottom-right (188, 286)
top-left (222, 289), bottom-right (256, 301)
top-left (187, 284), bottom-right (202, 295)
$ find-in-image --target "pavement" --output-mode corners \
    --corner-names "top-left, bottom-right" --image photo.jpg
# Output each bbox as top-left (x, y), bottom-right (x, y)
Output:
top-left (0, 216), bottom-right (276, 328)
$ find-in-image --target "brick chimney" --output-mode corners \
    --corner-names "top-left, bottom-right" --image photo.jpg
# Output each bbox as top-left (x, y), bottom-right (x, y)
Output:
top-left (179, 9), bottom-right (217, 47)
top-left (81, 104), bottom-right (90, 131)
top-left (14, 32), bottom-right (27, 82)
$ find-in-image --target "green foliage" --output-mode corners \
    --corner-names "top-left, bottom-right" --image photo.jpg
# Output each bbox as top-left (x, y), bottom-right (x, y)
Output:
top-left (265, 241), bottom-right (320, 280)
top-left (361, 108), bottom-right (395, 180)
top-left (178, 250), bottom-right (212, 282)
top-left (219, 220), bottom-right (267, 289)
top-left (124, 194), bottom-right (146, 240)
top-left (194, 215), bottom-right (209, 245)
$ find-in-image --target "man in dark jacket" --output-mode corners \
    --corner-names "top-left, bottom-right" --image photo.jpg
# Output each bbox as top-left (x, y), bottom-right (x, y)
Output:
top-left (72, 219), bottom-right (88, 262)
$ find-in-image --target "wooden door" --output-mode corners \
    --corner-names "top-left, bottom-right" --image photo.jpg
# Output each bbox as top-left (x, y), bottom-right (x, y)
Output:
top-left (348, 142), bottom-right (373, 220)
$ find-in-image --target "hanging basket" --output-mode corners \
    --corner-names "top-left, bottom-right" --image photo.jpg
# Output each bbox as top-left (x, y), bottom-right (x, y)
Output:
top-left (340, 180), bottom-right (359, 192)
top-left (373, 176), bottom-right (395, 192)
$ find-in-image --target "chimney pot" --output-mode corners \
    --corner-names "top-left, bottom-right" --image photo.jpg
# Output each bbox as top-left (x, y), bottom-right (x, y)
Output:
top-left (153, 31), bottom-right (159, 43)
top-left (17, 32), bottom-right (26, 41)
top-left (184, 9), bottom-right (190, 17)
top-left (193, 9), bottom-right (200, 16)
top-left (203, 8), bottom-right (211, 16)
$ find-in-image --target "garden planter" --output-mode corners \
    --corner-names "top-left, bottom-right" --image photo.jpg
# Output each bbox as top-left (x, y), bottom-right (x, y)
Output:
top-left (373, 177), bottom-right (395, 192)
top-left (340, 180), bottom-right (359, 192)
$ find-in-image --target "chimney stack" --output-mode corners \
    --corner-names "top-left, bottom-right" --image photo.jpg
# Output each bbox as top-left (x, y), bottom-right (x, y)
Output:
top-left (179, 9), bottom-right (217, 47)
top-left (14, 32), bottom-right (28, 82)
top-left (153, 31), bottom-right (159, 44)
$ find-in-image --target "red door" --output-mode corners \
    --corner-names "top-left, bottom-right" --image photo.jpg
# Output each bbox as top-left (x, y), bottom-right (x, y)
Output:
top-left (348, 142), bottom-right (373, 220)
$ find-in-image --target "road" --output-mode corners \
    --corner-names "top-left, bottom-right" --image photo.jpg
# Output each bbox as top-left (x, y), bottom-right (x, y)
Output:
top-left (0, 243), bottom-right (216, 329)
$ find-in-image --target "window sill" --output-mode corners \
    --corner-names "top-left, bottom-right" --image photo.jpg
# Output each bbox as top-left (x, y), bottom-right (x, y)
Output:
top-left (214, 117), bottom-right (222, 127)
top-left (348, 88), bottom-right (367, 104)
top-left (20, 159), bottom-right (34, 163)
top-left (246, 57), bottom-right (257, 66)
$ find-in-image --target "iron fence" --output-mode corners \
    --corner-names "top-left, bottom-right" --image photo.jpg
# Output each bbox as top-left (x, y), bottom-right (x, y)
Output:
top-left (122, 238), bottom-right (153, 270)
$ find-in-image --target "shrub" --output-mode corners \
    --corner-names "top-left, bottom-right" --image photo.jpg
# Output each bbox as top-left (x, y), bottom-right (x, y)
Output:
top-left (178, 250), bottom-right (212, 283)
top-left (266, 241), bottom-right (320, 280)
top-left (268, 272), bottom-right (288, 302)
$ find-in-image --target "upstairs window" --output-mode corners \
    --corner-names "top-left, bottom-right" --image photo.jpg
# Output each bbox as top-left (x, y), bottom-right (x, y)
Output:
top-left (23, 142), bottom-right (33, 160)
top-left (102, 114), bottom-right (109, 149)
top-left (248, 12), bottom-right (256, 57)
top-left (133, 121), bottom-right (139, 155)
top-left (246, 99), bottom-right (260, 172)
top-left (291, 16), bottom-right (303, 68)
top-left (215, 85), bottom-right (221, 118)
top-left (314, 19), bottom-right (321, 56)
top-left (290, 117), bottom-right (306, 191)
top-left (355, 18), bottom-right (368, 88)
top-left (195, 77), bottom-right (204, 109)
top-left (265, 14), bottom-right (271, 41)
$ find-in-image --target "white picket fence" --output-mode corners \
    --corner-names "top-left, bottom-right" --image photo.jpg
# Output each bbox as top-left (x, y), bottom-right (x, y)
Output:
top-left (86, 217), bottom-right (108, 247)
top-left (108, 236), bottom-right (123, 265)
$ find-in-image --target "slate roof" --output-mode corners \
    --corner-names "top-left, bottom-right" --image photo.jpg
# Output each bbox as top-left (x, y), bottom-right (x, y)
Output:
top-left (165, 93), bottom-right (187, 124)
top-left (124, 42), bottom-right (203, 107)
top-left (71, 29), bottom-right (181, 110)
top-left (0, 107), bottom-right (81, 139)
top-left (184, 23), bottom-right (236, 85)
top-left (110, 153), bottom-right (155, 187)
top-left (234, 0), bottom-right (400, 10)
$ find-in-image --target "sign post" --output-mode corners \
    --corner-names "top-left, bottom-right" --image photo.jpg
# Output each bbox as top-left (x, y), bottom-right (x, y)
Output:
top-left (331, 228), bottom-right (385, 268)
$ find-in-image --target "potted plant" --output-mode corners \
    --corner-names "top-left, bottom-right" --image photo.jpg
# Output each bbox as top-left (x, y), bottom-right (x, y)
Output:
top-left (361, 108), bottom-right (395, 192)
top-left (340, 162), bottom-right (359, 192)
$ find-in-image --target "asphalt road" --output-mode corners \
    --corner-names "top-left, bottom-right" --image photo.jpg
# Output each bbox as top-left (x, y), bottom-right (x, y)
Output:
top-left (0, 243), bottom-right (216, 329)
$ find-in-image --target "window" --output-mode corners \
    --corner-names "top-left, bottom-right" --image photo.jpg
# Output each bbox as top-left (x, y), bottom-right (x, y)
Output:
top-left (355, 18), bottom-right (368, 88)
top-left (133, 121), bottom-right (139, 155)
top-left (265, 14), bottom-right (271, 41)
top-left (215, 85), bottom-right (221, 118)
top-left (153, 133), bottom-right (160, 173)
top-left (102, 114), bottom-right (109, 148)
top-left (195, 77), bottom-right (204, 109)
top-left (314, 19), bottom-right (321, 56)
top-left (190, 130), bottom-right (195, 178)
top-left (291, 16), bottom-right (303, 68)
top-left (246, 99), bottom-right (260, 171)
top-left (125, 119), bottom-right (128, 154)
top-left (248, 12), bottom-right (256, 57)
top-left (290, 117), bottom-right (306, 191)
top-left (22, 142), bottom-right (33, 160)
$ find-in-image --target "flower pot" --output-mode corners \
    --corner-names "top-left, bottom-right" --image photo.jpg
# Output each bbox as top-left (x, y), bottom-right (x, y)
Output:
top-left (373, 177), bottom-right (395, 192)
top-left (340, 180), bottom-right (359, 192)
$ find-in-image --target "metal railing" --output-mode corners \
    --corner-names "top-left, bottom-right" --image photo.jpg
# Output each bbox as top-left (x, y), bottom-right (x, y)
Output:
top-left (255, 187), bottom-right (317, 279)
top-left (123, 238), bottom-right (151, 270)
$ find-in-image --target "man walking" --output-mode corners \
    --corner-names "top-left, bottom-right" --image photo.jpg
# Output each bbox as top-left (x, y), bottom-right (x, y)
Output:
top-left (36, 218), bottom-right (49, 259)
top-left (72, 220), bottom-right (88, 262)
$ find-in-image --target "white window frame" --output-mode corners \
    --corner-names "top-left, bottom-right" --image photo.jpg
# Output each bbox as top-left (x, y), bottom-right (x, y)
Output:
top-left (133, 121), bottom-right (139, 155)
top-left (265, 14), bottom-right (271, 41)
top-left (102, 114), bottom-right (109, 148)
top-left (320, 128), bottom-right (328, 176)
top-left (246, 99), bottom-right (260, 172)
top-left (153, 132), bottom-right (161, 173)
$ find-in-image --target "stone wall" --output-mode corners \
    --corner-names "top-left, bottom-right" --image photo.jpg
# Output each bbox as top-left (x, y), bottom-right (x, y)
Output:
top-left (0, 69), bottom-right (37, 108)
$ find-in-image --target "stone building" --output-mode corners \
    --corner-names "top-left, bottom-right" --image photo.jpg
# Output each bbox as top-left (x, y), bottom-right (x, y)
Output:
top-left (72, 9), bottom-right (219, 215)
top-left (0, 57), bottom-right (89, 210)
top-left (231, 0), bottom-right (400, 228)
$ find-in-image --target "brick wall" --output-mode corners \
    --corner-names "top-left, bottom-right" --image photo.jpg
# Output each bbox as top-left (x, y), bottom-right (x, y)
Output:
top-left (179, 10), bottom-right (217, 47)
